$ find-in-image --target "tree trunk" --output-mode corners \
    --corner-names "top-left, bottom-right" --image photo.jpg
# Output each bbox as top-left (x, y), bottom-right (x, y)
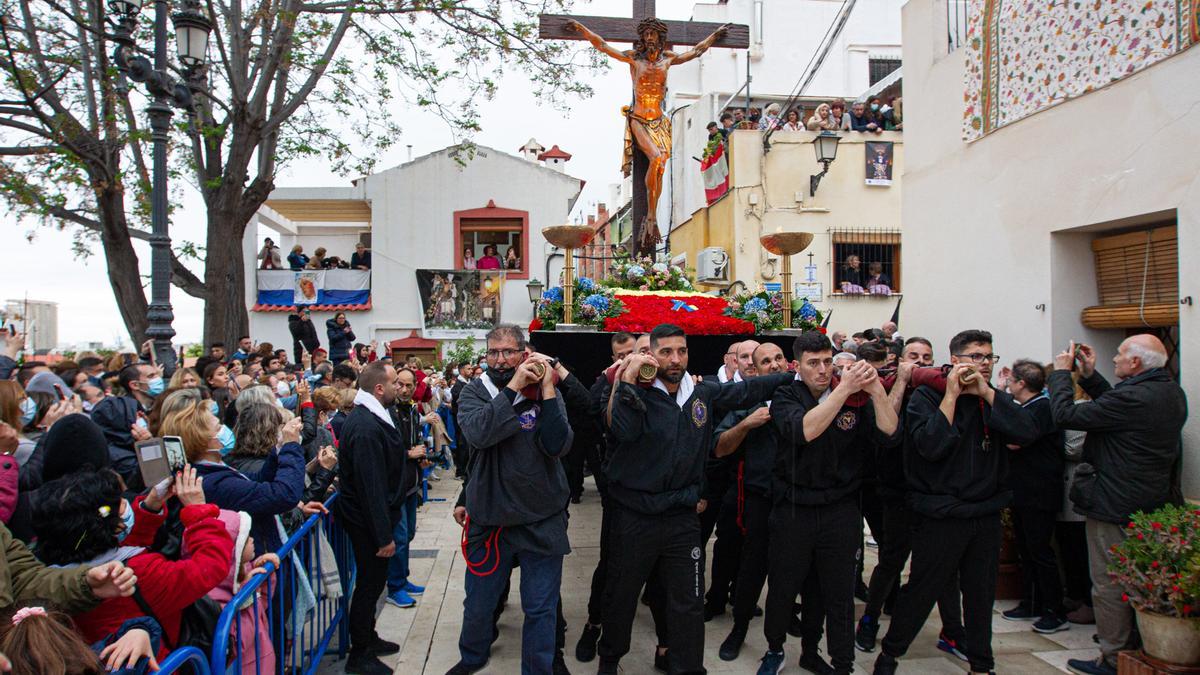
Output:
top-left (202, 204), bottom-right (250, 348)
top-left (97, 189), bottom-right (151, 345)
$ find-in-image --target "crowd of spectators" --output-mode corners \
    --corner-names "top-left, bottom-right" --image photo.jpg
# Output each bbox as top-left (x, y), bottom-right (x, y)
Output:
top-left (0, 320), bottom-right (468, 673)
top-left (259, 238), bottom-right (372, 271)
top-left (714, 96), bottom-right (902, 137)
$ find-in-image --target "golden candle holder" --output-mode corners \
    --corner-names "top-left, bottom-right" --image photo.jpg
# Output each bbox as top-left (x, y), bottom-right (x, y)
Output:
top-left (542, 225), bottom-right (596, 328)
top-left (759, 232), bottom-right (815, 328)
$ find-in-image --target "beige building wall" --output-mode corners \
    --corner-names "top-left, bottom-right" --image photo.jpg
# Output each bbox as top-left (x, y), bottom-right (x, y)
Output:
top-left (902, 0), bottom-right (1199, 497)
top-left (672, 129), bottom-right (905, 334)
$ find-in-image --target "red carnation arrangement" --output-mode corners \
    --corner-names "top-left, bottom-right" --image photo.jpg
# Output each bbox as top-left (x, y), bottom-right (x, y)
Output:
top-left (602, 293), bottom-right (755, 335)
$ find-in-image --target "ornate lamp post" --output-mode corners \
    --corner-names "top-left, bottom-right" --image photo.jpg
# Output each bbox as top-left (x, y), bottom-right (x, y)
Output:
top-left (109, 0), bottom-right (212, 376)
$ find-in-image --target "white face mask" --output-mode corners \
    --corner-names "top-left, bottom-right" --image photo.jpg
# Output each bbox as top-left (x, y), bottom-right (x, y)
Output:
top-left (276, 381), bottom-right (291, 398)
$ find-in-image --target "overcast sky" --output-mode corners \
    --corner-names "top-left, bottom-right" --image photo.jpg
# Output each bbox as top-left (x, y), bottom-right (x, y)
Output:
top-left (1, 0), bottom-right (708, 346)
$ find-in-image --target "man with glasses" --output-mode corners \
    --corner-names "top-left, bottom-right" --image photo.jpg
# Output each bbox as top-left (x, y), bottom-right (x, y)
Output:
top-left (874, 330), bottom-right (1037, 675)
top-left (450, 325), bottom-right (573, 675)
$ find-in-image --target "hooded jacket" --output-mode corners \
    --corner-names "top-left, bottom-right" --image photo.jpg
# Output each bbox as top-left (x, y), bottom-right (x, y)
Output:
top-left (207, 510), bottom-right (275, 674)
top-left (603, 372), bottom-right (792, 515)
top-left (1047, 368), bottom-right (1187, 523)
top-left (325, 319), bottom-right (355, 364)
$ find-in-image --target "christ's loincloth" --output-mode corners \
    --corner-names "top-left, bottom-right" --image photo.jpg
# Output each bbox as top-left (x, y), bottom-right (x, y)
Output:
top-left (622, 106), bottom-right (672, 176)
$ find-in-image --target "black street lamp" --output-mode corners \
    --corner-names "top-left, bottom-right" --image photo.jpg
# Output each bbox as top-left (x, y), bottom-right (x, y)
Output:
top-left (109, 0), bottom-right (212, 377)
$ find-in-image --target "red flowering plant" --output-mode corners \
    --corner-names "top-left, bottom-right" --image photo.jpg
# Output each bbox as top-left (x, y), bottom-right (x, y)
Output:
top-left (1108, 504), bottom-right (1200, 618)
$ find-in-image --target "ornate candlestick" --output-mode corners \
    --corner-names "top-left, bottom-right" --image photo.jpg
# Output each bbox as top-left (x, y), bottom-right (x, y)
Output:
top-left (759, 231), bottom-right (815, 328)
top-left (542, 225), bottom-right (596, 328)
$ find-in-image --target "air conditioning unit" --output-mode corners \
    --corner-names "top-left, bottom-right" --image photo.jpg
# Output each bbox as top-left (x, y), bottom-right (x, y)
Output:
top-left (695, 247), bottom-right (730, 285)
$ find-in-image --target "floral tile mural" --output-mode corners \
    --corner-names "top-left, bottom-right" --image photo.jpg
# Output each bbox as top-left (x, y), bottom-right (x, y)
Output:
top-left (963, 0), bottom-right (1199, 140)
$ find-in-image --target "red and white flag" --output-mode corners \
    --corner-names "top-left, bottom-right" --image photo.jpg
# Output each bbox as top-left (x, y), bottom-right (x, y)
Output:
top-left (701, 141), bottom-right (729, 204)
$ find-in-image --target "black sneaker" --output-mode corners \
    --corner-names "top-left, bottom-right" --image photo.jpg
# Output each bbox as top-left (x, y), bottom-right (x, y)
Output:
top-left (1001, 602), bottom-right (1038, 621)
top-left (855, 614), bottom-right (880, 652)
top-left (872, 652), bottom-right (898, 675)
top-left (1033, 612), bottom-right (1070, 634)
top-left (653, 648), bottom-right (669, 673)
top-left (719, 624), bottom-right (747, 661)
top-left (369, 636), bottom-right (400, 656)
top-left (575, 623), bottom-right (602, 662)
top-left (553, 651), bottom-right (572, 675)
top-left (757, 650), bottom-right (786, 675)
top-left (345, 651), bottom-right (392, 675)
top-left (444, 662), bottom-right (487, 675)
top-left (798, 650), bottom-right (834, 675)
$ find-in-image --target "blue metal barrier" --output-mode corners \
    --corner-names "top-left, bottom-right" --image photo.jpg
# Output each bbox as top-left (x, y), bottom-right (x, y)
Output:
top-left (158, 646), bottom-right (212, 674)
top-left (209, 493), bottom-right (356, 675)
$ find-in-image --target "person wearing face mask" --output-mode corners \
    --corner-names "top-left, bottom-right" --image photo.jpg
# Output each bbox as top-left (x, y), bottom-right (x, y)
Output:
top-left (163, 399), bottom-right (305, 559)
top-left (448, 325), bottom-right (573, 675)
top-left (91, 363), bottom-right (163, 493)
top-left (30, 466), bottom-right (233, 661)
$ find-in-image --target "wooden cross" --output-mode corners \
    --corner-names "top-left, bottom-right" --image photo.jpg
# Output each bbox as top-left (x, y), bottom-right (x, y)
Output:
top-left (540, 0), bottom-right (749, 258)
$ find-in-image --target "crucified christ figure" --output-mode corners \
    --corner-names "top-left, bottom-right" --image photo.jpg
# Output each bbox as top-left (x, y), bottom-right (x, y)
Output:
top-left (567, 18), bottom-right (729, 253)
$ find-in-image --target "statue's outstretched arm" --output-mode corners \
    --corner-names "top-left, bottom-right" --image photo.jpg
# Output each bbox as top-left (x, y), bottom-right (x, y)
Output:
top-left (567, 20), bottom-right (633, 63)
top-left (670, 23), bottom-right (731, 65)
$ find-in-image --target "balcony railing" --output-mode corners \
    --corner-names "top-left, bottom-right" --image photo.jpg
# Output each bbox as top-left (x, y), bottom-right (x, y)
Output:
top-left (254, 269), bottom-right (371, 311)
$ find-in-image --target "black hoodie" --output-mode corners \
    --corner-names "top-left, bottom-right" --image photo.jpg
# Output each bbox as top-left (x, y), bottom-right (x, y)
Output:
top-left (904, 385), bottom-right (1037, 518)
top-left (288, 313), bottom-right (320, 356)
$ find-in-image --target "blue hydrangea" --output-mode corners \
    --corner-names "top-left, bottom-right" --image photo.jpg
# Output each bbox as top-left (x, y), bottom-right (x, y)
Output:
top-left (744, 297), bottom-right (768, 313)
top-left (578, 277), bottom-right (596, 292)
top-left (582, 293), bottom-right (610, 313)
top-left (798, 299), bottom-right (818, 320)
top-left (652, 262), bottom-right (668, 274)
top-left (626, 264), bottom-right (646, 279)
top-left (542, 287), bottom-right (563, 302)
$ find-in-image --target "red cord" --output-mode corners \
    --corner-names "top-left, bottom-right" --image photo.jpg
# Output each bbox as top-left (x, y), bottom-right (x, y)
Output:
top-left (736, 460), bottom-right (747, 535)
top-left (460, 514), bottom-right (504, 577)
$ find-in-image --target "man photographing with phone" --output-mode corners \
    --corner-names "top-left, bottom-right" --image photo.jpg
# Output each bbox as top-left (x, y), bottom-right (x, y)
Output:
top-left (1047, 336), bottom-right (1187, 675)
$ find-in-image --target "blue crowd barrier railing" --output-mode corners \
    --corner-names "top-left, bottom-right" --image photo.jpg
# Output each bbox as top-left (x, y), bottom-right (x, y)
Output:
top-left (157, 646), bottom-right (212, 675)
top-left (208, 492), bottom-right (356, 675)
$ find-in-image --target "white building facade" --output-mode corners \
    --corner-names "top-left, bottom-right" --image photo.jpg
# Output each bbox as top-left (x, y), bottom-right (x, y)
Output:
top-left (245, 144), bottom-right (583, 355)
top-left (901, 0), bottom-right (1198, 497)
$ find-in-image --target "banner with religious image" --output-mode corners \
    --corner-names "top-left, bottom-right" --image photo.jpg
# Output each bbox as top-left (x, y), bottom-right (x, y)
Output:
top-left (293, 271), bottom-right (323, 304)
top-left (865, 141), bottom-right (894, 186)
top-left (414, 269), bottom-right (503, 338)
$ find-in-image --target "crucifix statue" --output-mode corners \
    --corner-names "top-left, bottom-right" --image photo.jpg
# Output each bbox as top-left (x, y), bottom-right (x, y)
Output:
top-left (540, 1), bottom-right (749, 257)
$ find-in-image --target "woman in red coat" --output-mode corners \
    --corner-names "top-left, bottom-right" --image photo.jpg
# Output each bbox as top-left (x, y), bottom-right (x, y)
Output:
top-left (31, 466), bottom-right (233, 657)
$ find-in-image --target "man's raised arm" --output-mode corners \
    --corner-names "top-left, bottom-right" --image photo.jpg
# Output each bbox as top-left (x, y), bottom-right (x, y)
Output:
top-left (568, 20), bottom-right (633, 63)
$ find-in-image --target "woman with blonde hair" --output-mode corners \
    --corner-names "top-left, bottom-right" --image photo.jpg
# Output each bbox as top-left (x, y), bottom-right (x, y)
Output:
top-left (167, 367), bottom-right (200, 390)
top-left (807, 103), bottom-right (839, 131)
top-left (163, 398), bottom-right (305, 556)
top-left (758, 102), bottom-right (782, 131)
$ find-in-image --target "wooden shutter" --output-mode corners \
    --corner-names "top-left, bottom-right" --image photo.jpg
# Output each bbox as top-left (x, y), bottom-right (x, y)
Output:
top-left (1082, 225), bottom-right (1178, 329)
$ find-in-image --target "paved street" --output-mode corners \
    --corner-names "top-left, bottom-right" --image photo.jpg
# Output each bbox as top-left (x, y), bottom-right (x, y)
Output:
top-left (320, 475), bottom-right (1100, 674)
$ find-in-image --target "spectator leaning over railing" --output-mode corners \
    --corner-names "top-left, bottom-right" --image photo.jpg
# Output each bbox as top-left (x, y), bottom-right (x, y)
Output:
top-left (848, 101), bottom-right (883, 134)
top-left (288, 245), bottom-right (310, 270)
top-left (883, 97), bottom-right (902, 130)
top-left (258, 238), bottom-right (282, 270)
top-left (31, 467), bottom-right (230, 660)
top-left (829, 99), bottom-right (852, 130)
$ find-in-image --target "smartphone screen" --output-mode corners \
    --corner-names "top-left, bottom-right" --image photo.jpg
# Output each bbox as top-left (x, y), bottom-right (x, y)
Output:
top-left (162, 436), bottom-right (186, 472)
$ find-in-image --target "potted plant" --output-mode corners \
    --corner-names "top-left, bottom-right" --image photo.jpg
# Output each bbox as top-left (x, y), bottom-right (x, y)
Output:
top-left (1109, 504), bottom-right (1200, 666)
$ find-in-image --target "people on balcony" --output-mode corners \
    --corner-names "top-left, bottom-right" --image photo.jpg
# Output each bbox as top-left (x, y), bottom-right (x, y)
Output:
top-left (288, 245), bottom-right (309, 270)
top-left (258, 238), bottom-right (282, 270)
top-left (782, 108), bottom-right (804, 131)
top-left (807, 103), bottom-right (840, 131)
top-left (757, 103), bottom-right (782, 131)
top-left (849, 101), bottom-right (884, 134)
top-left (476, 245), bottom-right (502, 271)
top-left (884, 97), bottom-right (903, 130)
top-left (351, 243), bottom-right (372, 270)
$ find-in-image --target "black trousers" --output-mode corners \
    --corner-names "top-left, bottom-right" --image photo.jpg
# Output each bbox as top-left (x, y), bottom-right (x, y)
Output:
top-left (1014, 506), bottom-right (1065, 614)
top-left (586, 488), bottom-right (614, 625)
top-left (706, 491), bottom-right (743, 609)
top-left (562, 441), bottom-right (589, 498)
top-left (881, 513), bottom-right (1001, 674)
top-left (598, 505), bottom-right (704, 675)
top-left (731, 491), bottom-right (772, 627)
top-left (1056, 520), bottom-right (1092, 605)
top-left (346, 523), bottom-right (392, 653)
top-left (863, 499), bottom-right (965, 641)
top-left (763, 499), bottom-right (860, 674)
top-left (857, 482), bottom-right (886, 586)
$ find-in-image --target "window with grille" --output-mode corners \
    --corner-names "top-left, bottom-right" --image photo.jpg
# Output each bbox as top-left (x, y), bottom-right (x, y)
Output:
top-left (868, 58), bottom-right (901, 86)
top-left (830, 229), bottom-right (901, 295)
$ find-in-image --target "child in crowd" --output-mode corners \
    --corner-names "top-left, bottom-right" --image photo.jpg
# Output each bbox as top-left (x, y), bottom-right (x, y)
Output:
top-left (0, 604), bottom-right (161, 675)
